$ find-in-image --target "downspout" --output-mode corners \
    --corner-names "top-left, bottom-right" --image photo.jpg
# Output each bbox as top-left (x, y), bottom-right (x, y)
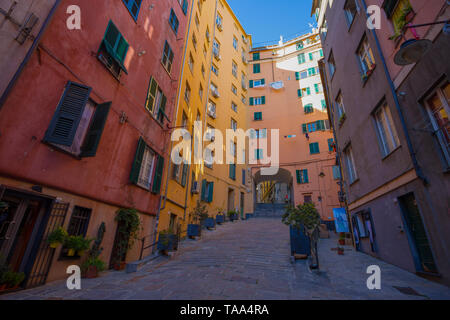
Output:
top-left (153, 0), bottom-right (195, 248)
top-left (360, 0), bottom-right (427, 184)
top-left (0, 0), bottom-right (62, 110)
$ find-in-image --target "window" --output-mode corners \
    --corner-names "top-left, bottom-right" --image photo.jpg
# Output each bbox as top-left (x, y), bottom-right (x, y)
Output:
top-left (195, 14), bottom-right (200, 29)
top-left (172, 160), bottom-right (188, 187)
top-left (203, 45), bottom-right (207, 57)
top-left (162, 41), bottom-right (174, 73)
top-left (249, 96), bottom-right (265, 106)
top-left (304, 195), bottom-right (313, 204)
top-left (328, 51), bottom-right (336, 78)
top-left (314, 83), bottom-right (323, 94)
top-left (336, 93), bottom-right (346, 118)
top-left (97, 21), bottom-right (129, 79)
top-left (296, 170), bottom-right (309, 184)
top-left (321, 19), bottom-right (328, 39)
top-left (424, 82), bottom-right (450, 168)
top-left (169, 9), bottom-right (179, 34)
top-left (296, 41), bottom-right (304, 50)
top-left (321, 99), bottom-right (327, 110)
top-left (300, 87), bottom-right (311, 97)
top-left (67, 206), bottom-right (92, 237)
top-left (255, 149), bottom-right (263, 160)
top-left (201, 64), bottom-right (206, 78)
top-left (389, 0), bottom-right (413, 34)
top-left (309, 142), bottom-right (320, 154)
top-left (357, 36), bottom-right (376, 77)
top-left (302, 120), bottom-right (329, 133)
top-left (344, 0), bottom-right (359, 27)
top-left (206, 27), bottom-right (211, 42)
top-left (253, 63), bottom-right (261, 74)
top-left (231, 119), bottom-right (237, 131)
top-left (242, 169), bottom-right (246, 185)
top-left (192, 34), bottom-right (197, 50)
top-left (232, 61), bottom-right (238, 78)
top-left (233, 36), bottom-right (238, 50)
top-left (199, 84), bottom-right (204, 98)
top-left (145, 77), bottom-right (167, 123)
top-left (207, 100), bottom-right (217, 118)
top-left (216, 13), bottom-right (223, 30)
top-left (304, 104), bottom-right (314, 114)
top-left (254, 112), bottom-right (263, 121)
top-left (188, 53), bottom-right (194, 72)
top-left (343, 145), bottom-right (358, 184)
top-left (184, 82), bottom-right (191, 104)
top-left (373, 103), bottom-right (400, 157)
top-left (130, 137), bottom-right (165, 193)
top-left (180, 0), bottom-right (189, 15)
top-left (201, 180), bottom-right (214, 203)
top-left (308, 67), bottom-right (319, 77)
top-left (298, 53), bottom-right (306, 64)
top-left (231, 102), bottom-right (238, 112)
top-left (332, 166), bottom-right (341, 180)
top-left (229, 164), bottom-right (236, 180)
top-left (253, 129), bottom-right (267, 139)
top-left (309, 52), bottom-right (314, 61)
top-left (43, 82), bottom-right (111, 158)
top-left (250, 79), bottom-right (265, 88)
top-left (231, 85), bottom-right (237, 95)
top-left (253, 52), bottom-right (260, 61)
top-left (213, 39), bottom-right (221, 59)
top-left (328, 139), bottom-right (335, 152)
top-left (122, 0), bottom-right (142, 21)
top-left (212, 64), bottom-right (219, 76)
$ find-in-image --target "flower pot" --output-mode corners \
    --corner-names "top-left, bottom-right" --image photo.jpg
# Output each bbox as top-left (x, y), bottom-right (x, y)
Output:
top-left (187, 224), bottom-right (201, 238)
top-left (157, 234), bottom-right (177, 253)
top-left (84, 266), bottom-right (98, 279)
top-left (49, 242), bottom-right (59, 249)
top-left (215, 215), bottom-right (225, 224)
top-left (113, 262), bottom-right (126, 271)
top-left (338, 239), bottom-right (345, 246)
top-left (203, 218), bottom-right (216, 230)
top-left (67, 249), bottom-right (76, 257)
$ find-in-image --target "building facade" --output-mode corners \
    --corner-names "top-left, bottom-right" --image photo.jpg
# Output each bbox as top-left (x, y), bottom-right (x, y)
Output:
top-left (0, 0), bottom-right (188, 287)
top-left (248, 34), bottom-right (341, 222)
top-left (158, 0), bottom-right (254, 238)
top-left (313, 0), bottom-right (450, 284)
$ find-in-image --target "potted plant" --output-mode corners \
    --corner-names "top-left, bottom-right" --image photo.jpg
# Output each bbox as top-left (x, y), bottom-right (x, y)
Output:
top-left (215, 208), bottom-right (225, 225)
top-left (47, 227), bottom-right (68, 248)
top-left (81, 257), bottom-right (106, 279)
top-left (64, 235), bottom-right (92, 257)
top-left (157, 229), bottom-right (178, 255)
top-left (338, 232), bottom-right (346, 246)
top-left (187, 201), bottom-right (207, 239)
top-left (227, 210), bottom-right (239, 222)
top-left (0, 267), bottom-right (25, 291)
top-left (389, 5), bottom-right (414, 41)
top-left (282, 203), bottom-right (321, 257)
top-left (113, 208), bottom-right (142, 270)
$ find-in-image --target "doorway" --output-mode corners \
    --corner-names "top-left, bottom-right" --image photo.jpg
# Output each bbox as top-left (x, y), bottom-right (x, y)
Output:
top-left (399, 193), bottom-right (438, 274)
top-left (227, 188), bottom-right (235, 212)
top-left (240, 192), bottom-right (245, 218)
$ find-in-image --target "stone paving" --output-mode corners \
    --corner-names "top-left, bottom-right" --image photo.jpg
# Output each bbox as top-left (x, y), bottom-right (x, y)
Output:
top-left (1, 218), bottom-right (449, 300)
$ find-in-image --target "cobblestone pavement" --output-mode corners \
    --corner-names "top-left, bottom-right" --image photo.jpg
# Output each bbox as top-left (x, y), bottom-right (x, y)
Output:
top-left (1, 218), bottom-right (449, 300)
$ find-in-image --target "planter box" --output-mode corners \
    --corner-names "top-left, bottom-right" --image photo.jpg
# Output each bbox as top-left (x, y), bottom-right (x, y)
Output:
top-left (245, 213), bottom-right (253, 220)
top-left (157, 234), bottom-right (178, 252)
top-left (229, 214), bottom-right (239, 222)
top-left (215, 215), bottom-right (225, 224)
top-left (203, 218), bottom-right (216, 230)
top-left (289, 225), bottom-right (311, 256)
top-left (187, 224), bottom-right (201, 238)
top-left (83, 266), bottom-right (98, 279)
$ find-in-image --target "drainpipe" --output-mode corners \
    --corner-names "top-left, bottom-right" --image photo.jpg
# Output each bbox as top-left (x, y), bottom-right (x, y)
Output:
top-left (360, 0), bottom-right (427, 184)
top-left (153, 0), bottom-right (195, 249)
top-left (0, 0), bottom-right (62, 110)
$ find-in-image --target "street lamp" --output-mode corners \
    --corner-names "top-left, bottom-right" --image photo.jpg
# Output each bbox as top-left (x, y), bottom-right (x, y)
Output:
top-left (393, 21), bottom-right (449, 66)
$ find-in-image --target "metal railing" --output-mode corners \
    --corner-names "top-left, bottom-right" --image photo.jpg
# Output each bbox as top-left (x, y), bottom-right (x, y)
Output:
top-left (138, 232), bottom-right (158, 261)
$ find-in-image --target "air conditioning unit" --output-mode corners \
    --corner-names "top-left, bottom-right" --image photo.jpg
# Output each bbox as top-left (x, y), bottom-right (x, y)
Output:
top-left (191, 181), bottom-right (200, 194)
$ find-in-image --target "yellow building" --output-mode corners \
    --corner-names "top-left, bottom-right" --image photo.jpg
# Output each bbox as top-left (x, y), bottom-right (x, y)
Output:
top-left (158, 0), bottom-right (254, 238)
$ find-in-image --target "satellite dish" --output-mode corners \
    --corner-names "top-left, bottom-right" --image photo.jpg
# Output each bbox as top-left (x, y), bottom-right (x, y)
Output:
top-left (394, 39), bottom-right (432, 66)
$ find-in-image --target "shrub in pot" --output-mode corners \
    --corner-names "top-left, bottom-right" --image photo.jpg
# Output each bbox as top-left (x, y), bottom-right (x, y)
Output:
top-left (338, 233), bottom-right (346, 246)
top-left (47, 227), bottom-right (68, 248)
top-left (203, 216), bottom-right (216, 230)
top-left (81, 257), bottom-right (106, 279)
top-left (187, 201), bottom-right (207, 239)
top-left (113, 208), bottom-right (142, 270)
top-left (64, 235), bottom-right (92, 257)
top-left (227, 210), bottom-right (239, 222)
top-left (157, 229), bottom-right (178, 255)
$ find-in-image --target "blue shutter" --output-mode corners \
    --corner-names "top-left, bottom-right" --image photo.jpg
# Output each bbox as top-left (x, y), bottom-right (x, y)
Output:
top-left (242, 169), bottom-right (246, 185)
top-left (44, 82), bottom-right (91, 146)
top-left (182, 0), bottom-right (189, 15)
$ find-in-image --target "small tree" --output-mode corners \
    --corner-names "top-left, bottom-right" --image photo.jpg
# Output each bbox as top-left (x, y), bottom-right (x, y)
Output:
top-left (282, 203), bottom-right (321, 234)
top-left (190, 201), bottom-right (209, 225)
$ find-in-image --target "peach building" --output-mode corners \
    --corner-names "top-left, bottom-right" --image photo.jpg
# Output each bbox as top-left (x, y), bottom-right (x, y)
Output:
top-left (248, 33), bottom-right (341, 221)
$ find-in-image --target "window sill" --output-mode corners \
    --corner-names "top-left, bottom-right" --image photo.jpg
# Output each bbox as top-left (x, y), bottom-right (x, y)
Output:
top-left (42, 141), bottom-right (82, 161)
top-left (381, 145), bottom-right (402, 161)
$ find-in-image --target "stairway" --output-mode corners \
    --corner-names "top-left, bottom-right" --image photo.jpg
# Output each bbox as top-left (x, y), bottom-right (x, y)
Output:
top-left (254, 203), bottom-right (287, 218)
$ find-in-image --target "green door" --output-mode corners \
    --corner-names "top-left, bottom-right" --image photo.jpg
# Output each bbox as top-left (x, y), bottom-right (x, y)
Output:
top-left (399, 193), bottom-right (438, 274)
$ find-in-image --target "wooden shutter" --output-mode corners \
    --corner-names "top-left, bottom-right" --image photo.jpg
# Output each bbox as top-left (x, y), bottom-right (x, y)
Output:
top-left (152, 155), bottom-right (165, 194)
top-left (80, 102), bottom-right (111, 157)
top-left (261, 78), bottom-right (265, 85)
top-left (145, 77), bottom-right (158, 112)
top-left (242, 169), bottom-right (246, 185)
top-left (295, 72), bottom-right (300, 80)
top-left (180, 163), bottom-right (188, 187)
top-left (129, 137), bottom-right (146, 184)
top-left (249, 97), bottom-right (254, 106)
top-left (303, 170), bottom-right (309, 183)
top-left (298, 89), bottom-right (302, 98)
top-left (249, 80), bottom-right (254, 88)
top-left (44, 82), bottom-right (91, 146)
top-left (261, 96), bottom-right (266, 105)
top-left (158, 94), bottom-right (167, 123)
top-left (306, 87), bottom-right (311, 95)
top-left (296, 170), bottom-right (302, 184)
top-left (207, 182), bottom-right (214, 202)
top-left (201, 179), bottom-right (207, 201)
top-left (309, 53), bottom-right (314, 61)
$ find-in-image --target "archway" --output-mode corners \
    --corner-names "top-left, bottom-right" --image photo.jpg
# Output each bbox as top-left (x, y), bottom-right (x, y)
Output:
top-left (252, 168), bottom-right (294, 205)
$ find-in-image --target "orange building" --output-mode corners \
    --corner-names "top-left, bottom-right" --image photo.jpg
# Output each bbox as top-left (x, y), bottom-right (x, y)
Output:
top-left (248, 33), bottom-right (341, 222)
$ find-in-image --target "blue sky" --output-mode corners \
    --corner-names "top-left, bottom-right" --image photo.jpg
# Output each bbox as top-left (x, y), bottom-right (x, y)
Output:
top-left (227, 0), bottom-right (316, 47)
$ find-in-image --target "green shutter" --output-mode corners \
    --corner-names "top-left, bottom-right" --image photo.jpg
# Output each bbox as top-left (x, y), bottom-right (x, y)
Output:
top-left (207, 182), bottom-right (214, 202)
top-left (249, 80), bottom-right (254, 88)
top-left (103, 21), bottom-right (129, 65)
top-left (306, 87), bottom-right (311, 95)
top-left (296, 170), bottom-right (302, 184)
top-left (253, 52), bottom-right (260, 60)
top-left (321, 99), bottom-right (327, 109)
top-left (298, 53), bottom-right (305, 64)
top-left (261, 96), bottom-right (266, 105)
top-left (44, 82), bottom-right (91, 146)
top-left (314, 84), bottom-right (319, 93)
top-left (249, 97), bottom-right (254, 106)
top-left (201, 179), bottom-right (207, 201)
top-left (302, 124), bottom-right (307, 134)
top-left (309, 52), bottom-right (314, 61)
top-left (333, 166), bottom-right (341, 180)
top-left (295, 72), bottom-right (300, 80)
top-left (310, 142), bottom-right (320, 154)
top-left (130, 137), bottom-right (146, 184)
top-left (303, 170), bottom-right (309, 183)
top-left (261, 78), bottom-right (265, 85)
top-left (80, 102), bottom-right (111, 157)
top-left (253, 64), bottom-right (260, 73)
top-left (151, 155), bottom-right (165, 194)
top-left (180, 163), bottom-right (188, 187)
top-left (320, 49), bottom-right (323, 57)
top-left (158, 94), bottom-right (167, 123)
top-left (298, 89), bottom-right (302, 98)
